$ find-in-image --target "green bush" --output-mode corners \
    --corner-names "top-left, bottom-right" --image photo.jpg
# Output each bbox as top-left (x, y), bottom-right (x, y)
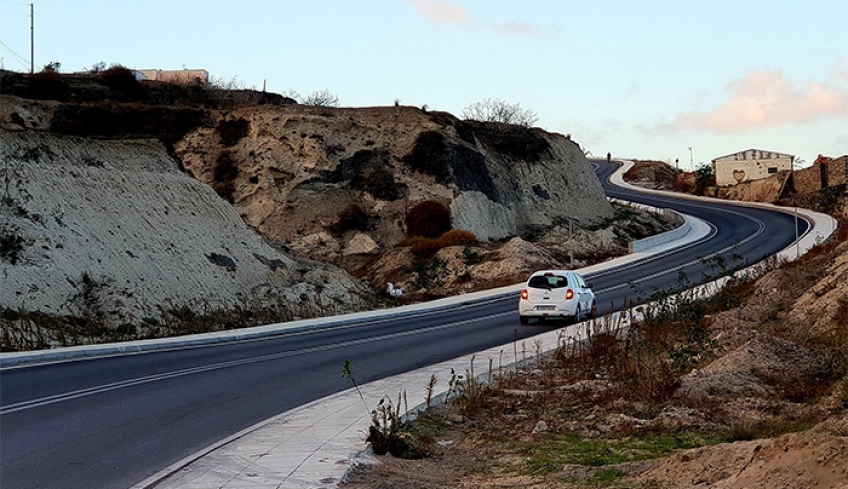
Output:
top-left (406, 200), bottom-right (451, 239)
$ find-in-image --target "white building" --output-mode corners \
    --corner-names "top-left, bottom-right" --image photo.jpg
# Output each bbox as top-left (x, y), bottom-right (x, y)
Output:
top-left (136, 69), bottom-right (209, 85)
top-left (712, 149), bottom-right (794, 186)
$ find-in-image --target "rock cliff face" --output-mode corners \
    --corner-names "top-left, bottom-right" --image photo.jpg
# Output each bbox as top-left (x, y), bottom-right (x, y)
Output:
top-left (174, 105), bottom-right (613, 266)
top-left (0, 129), bottom-right (366, 319)
top-left (0, 91), bottom-right (616, 320)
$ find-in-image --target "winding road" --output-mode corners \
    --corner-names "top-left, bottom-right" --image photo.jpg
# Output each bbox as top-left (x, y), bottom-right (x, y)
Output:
top-left (0, 161), bottom-right (810, 489)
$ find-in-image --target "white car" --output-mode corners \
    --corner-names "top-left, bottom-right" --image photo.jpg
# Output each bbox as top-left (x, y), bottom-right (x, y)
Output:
top-left (518, 270), bottom-right (596, 325)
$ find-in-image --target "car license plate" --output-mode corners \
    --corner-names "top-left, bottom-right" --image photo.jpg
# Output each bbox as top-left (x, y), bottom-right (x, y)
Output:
top-left (536, 305), bottom-right (555, 311)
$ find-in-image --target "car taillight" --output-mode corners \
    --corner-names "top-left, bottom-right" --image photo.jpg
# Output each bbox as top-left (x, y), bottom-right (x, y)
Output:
top-left (520, 289), bottom-right (528, 300)
top-left (566, 289), bottom-right (574, 300)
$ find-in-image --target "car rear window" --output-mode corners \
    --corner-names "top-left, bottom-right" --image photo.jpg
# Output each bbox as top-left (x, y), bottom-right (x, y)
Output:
top-left (528, 275), bottom-right (568, 289)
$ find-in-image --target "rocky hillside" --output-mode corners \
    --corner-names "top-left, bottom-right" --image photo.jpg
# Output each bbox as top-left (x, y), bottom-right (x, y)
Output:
top-left (1, 71), bottom-right (621, 337)
top-left (174, 104), bottom-right (613, 263)
top-left (0, 127), bottom-right (367, 324)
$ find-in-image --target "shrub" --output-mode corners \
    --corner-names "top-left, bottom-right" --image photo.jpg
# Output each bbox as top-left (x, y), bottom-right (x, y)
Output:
top-left (406, 236), bottom-right (440, 256)
top-left (459, 120), bottom-right (551, 161)
top-left (50, 102), bottom-right (210, 144)
top-left (364, 167), bottom-right (404, 201)
top-left (406, 200), bottom-right (451, 239)
top-left (212, 151), bottom-right (239, 203)
top-left (405, 256), bottom-right (447, 290)
top-left (403, 230), bottom-right (477, 256)
top-left (462, 98), bottom-right (538, 127)
top-left (98, 65), bottom-right (146, 102)
top-left (216, 118), bottom-right (250, 147)
top-left (302, 89), bottom-right (340, 107)
top-left (403, 132), bottom-right (449, 181)
top-left (29, 69), bottom-right (69, 101)
top-left (437, 229), bottom-right (477, 247)
top-left (331, 204), bottom-right (370, 234)
top-left (0, 224), bottom-right (27, 264)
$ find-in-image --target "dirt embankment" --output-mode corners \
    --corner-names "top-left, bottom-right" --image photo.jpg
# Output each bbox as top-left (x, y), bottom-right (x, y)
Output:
top-left (344, 234), bottom-right (848, 489)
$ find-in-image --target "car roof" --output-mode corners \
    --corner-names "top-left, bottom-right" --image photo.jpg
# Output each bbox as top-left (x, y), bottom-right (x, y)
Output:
top-left (528, 270), bottom-right (577, 278)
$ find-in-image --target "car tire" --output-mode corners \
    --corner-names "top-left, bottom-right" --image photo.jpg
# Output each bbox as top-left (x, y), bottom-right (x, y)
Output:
top-left (519, 315), bottom-right (529, 325)
top-left (573, 306), bottom-right (581, 324)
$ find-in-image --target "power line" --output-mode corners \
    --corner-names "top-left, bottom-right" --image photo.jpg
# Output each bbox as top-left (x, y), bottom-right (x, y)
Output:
top-left (34, 9), bottom-right (86, 69)
top-left (0, 39), bottom-right (29, 69)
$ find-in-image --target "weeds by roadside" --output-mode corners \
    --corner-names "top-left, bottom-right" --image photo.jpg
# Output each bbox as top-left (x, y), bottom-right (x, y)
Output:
top-left (349, 228), bottom-right (848, 488)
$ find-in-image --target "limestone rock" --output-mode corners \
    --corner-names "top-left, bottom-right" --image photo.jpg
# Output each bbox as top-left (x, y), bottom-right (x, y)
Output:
top-left (345, 232), bottom-right (379, 255)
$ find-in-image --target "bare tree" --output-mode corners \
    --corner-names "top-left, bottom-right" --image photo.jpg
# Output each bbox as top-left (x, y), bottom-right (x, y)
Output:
top-left (303, 89), bottom-right (340, 107)
top-left (462, 98), bottom-right (538, 127)
top-left (280, 89), bottom-right (302, 103)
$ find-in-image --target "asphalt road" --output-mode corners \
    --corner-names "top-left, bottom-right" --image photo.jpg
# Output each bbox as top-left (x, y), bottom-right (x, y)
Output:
top-left (0, 162), bottom-right (809, 489)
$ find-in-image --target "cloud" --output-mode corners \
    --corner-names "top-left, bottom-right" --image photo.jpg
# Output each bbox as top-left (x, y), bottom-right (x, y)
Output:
top-left (494, 21), bottom-right (542, 36)
top-left (832, 55), bottom-right (848, 86)
top-left (658, 68), bottom-right (848, 133)
top-left (408, 0), bottom-right (469, 25)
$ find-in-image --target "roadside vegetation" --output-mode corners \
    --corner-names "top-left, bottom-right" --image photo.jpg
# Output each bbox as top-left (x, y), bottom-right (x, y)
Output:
top-left (344, 219), bottom-right (848, 488)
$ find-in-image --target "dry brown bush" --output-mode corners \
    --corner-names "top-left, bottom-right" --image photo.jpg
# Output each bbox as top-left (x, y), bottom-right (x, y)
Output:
top-left (406, 200), bottom-right (451, 239)
top-left (436, 229), bottom-right (477, 247)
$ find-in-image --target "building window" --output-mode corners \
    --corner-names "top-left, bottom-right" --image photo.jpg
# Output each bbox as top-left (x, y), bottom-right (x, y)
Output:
top-left (768, 167), bottom-right (778, 174)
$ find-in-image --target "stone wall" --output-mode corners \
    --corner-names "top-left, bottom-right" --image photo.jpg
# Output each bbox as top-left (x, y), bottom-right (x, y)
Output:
top-left (793, 156), bottom-right (848, 194)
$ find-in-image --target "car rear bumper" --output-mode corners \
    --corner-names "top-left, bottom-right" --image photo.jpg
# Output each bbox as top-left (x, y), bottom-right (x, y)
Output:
top-left (518, 300), bottom-right (578, 318)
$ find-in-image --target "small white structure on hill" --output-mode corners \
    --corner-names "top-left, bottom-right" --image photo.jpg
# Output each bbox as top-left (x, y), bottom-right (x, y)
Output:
top-left (136, 68), bottom-right (209, 85)
top-left (712, 149), bottom-right (794, 186)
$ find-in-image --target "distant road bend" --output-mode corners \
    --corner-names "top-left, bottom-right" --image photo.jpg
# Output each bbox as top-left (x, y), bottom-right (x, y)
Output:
top-left (0, 160), bottom-right (810, 489)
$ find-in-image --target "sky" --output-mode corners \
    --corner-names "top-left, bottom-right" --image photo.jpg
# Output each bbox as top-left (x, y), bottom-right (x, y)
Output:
top-left (1, 0), bottom-right (846, 169)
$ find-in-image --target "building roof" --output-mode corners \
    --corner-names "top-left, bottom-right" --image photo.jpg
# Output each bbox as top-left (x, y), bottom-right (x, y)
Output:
top-left (712, 148), bottom-right (794, 162)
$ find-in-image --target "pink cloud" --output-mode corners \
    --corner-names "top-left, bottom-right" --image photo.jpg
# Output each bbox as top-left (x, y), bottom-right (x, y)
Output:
top-left (660, 69), bottom-right (848, 133)
top-left (408, 0), bottom-right (469, 25)
top-left (494, 21), bottom-right (542, 36)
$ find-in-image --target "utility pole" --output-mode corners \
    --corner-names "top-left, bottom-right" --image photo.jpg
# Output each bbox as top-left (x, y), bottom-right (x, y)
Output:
top-left (30, 3), bottom-right (34, 73)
